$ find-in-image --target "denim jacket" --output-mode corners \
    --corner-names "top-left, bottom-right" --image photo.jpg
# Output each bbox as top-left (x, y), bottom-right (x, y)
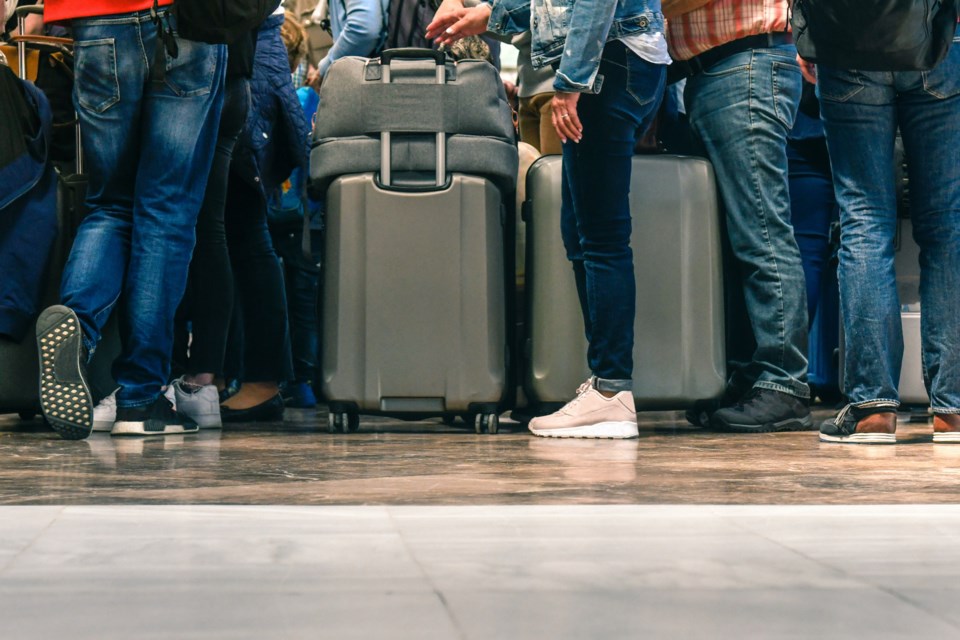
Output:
top-left (486, 0), bottom-right (664, 93)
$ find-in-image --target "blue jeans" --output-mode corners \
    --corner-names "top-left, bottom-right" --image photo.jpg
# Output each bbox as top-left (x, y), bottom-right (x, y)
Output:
top-left (818, 37), bottom-right (960, 413)
top-left (685, 44), bottom-right (810, 399)
top-left (61, 9), bottom-right (226, 408)
top-left (561, 41), bottom-right (666, 392)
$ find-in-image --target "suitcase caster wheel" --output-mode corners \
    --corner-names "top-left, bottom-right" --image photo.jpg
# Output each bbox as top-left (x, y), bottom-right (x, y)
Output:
top-left (328, 412), bottom-right (351, 433)
top-left (347, 412), bottom-right (360, 432)
top-left (441, 414), bottom-right (458, 426)
top-left (474, 413), bottom-right (499, 434)
top-left (18, 411), bottom-right (37, 422)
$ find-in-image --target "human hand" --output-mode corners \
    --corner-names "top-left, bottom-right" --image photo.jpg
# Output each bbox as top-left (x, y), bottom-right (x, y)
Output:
top-left (307, 65), bottom-right (323, 92)
top-left (551, 91), bottom-right (582, 144)
top-left (503, 80), bottom-right (519, 103)
top-left (797, 54), bottom-right (817, 84)
top-left (426, 4), bottom-right (492, 47)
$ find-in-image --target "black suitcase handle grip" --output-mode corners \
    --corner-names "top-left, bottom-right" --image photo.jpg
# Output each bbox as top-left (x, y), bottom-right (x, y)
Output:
top-left (15, 5), bottom-right (44, 17)
top-left (380, 47), bottom-right (445, 66)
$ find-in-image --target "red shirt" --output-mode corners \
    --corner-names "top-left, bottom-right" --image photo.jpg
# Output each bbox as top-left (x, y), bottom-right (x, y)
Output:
top-left (44, 0), bottom-right (174, 23)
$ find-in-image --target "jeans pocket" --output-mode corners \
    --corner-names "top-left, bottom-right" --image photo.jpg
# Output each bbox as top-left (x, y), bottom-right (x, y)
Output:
top-left (625, 52), bottom-right (664, 108)
top-left (922, 39), bottom-right (960, 99)
top-left (772, 59), bottom-right (801, 129)
top-left (163, 37), bottom-right (219, 97)
top-left (74, 38), bottom-right (120, 114)
top-left (817, 67), bottom-right (865, 103)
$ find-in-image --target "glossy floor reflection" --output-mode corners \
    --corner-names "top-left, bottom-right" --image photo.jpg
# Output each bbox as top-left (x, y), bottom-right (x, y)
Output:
top-left (2, 408), bottom-right (959, 505)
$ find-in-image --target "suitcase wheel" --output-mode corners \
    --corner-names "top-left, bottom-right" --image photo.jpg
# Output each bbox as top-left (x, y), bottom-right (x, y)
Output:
top-left (474, 412), bottom-right (500, 435)
top-left (18, 410), bottom-right (37, 422)
top-left (328, 411), bottom-right (360, 433)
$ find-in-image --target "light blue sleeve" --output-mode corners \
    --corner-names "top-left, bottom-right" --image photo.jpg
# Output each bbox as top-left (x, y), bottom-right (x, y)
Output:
top-left (486, 0), bottom-right (531, 37)
top-left (318, 0), bottom-right (385, 76)
top-left (552, 0), bottom-right (618, 93)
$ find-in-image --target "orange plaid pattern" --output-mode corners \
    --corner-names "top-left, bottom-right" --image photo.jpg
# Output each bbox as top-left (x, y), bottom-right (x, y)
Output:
top-left (667, 0), bottom-right (791, 61)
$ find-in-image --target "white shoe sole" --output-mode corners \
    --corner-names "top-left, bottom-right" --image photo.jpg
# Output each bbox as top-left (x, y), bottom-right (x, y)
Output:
top-left (92, 420), bottom-right (114, 433)
top-left (820, 432), bottom-right (896, 444)
top-left (528, 421), bottom-right (639, 439)
top-left (933, 432), bottom-right (960, 443)
top-left (111, 421), bottom-right (199, 436)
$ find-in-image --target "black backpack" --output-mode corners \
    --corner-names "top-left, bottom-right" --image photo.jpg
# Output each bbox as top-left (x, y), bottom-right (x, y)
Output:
top-left (156, 0), bottom-right (279, 45)
top-left (792, 0), bottom-right (959, 71)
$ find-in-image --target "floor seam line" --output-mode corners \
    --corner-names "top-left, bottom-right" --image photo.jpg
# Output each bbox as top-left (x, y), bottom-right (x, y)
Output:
top-left (0, 506), bottom-right (66, 576)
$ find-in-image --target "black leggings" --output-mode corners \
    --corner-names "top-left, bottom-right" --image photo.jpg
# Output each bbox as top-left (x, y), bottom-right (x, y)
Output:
top-left (174, 76), bottom-right (250, 377)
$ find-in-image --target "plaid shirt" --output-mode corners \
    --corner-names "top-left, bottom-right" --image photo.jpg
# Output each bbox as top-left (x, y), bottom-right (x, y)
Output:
top-left (667, 0), bottom-right (791, 61)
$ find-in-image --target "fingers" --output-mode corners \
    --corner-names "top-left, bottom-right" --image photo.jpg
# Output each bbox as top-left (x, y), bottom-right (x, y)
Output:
top-left (550, 94), bottom-right (583, 144)
top-left (425, 12), bottom-right (464, 40)
top-left (797, 54), bottom-right (818, 84)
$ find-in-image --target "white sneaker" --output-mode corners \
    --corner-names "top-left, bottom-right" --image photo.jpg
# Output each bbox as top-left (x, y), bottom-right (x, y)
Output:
top-left (92, 389), bottom-right (119, 432)
top-left (528, 379), bottom-right (639, 439)
top-left (169, 377), bottom-right (222, 429)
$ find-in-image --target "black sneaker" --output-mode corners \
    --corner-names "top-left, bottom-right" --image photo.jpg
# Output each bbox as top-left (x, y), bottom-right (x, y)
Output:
top-left (36, 305), bottom-right (93, 440)
top-left (710, 388), bottom-right (813, 433)
top-left (685, 390), bottom-right (740, 427)
top-left (819, 403), bottom-right (898, 444)
top-left (112, 395), bottom-right (199, 436)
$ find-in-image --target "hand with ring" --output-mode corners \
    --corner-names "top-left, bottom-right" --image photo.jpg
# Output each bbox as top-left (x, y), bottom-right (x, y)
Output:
top-left (551, 91), bottom-right (582, 144)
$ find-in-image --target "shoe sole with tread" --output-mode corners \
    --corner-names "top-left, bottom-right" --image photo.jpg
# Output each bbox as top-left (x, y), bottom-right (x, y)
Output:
top-left (36, 306), bottom-right (93, 440)
top-left (819, 432), bottom-right (897, 444)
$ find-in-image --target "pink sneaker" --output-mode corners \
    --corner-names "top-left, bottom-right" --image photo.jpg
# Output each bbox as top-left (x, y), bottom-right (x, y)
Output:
top-left (528, 379), bottom-right (639, 439)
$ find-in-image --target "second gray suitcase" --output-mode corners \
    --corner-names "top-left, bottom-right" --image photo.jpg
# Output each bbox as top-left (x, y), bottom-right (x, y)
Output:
top-left (524, 155), bottom-right (726, 409)
top-left (322, 173), bottom-right (508, 432)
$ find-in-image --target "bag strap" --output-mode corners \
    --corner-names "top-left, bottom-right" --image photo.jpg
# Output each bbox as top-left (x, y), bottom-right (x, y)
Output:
top-left (150, 0), bottom-right (179, 84)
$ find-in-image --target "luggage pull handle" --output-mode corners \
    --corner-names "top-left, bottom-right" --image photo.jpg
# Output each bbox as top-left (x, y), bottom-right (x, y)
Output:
top-left (379, 48), bottom-right (447, 190)
top-left (16, 4), bottom-right (83, 173)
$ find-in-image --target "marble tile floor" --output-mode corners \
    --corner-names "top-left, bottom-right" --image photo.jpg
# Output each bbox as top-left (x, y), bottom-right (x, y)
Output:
top-left (3, 410), bottom-right (960, 638)
top-left (1, 504), bottom-right (960, 639)
top-left (1, 409), bottom-right (959, 505)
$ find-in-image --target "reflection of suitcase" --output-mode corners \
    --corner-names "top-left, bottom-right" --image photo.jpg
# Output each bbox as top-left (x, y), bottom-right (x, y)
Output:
top-left (310, 49), bottom-right (518, 434)
top-left (0, 11), bottom-right (119, 420)
top-left (523, 155), bottom-right (726, 410)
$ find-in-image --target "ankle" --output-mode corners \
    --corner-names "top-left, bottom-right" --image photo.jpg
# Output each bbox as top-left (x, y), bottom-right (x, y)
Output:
top-left (183, 373), bottom-right (215, 388)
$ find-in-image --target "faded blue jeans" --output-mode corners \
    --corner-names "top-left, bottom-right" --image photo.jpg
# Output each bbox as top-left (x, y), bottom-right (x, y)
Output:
top-left (819, 36), bottom-right (960, 413)
top-left (561, 40), bottom-right (666, 392)
top-left (685, 44), bottom-right (810, 399)
top-left (61, 9), bottom-right (226, 408)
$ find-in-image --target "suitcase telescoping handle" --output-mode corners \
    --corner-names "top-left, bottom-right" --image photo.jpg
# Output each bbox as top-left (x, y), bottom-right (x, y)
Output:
top-left (379, 47), bottom-right (447, 189)
top-left (14, 5), bottom-right (43, 79)
top-left (16, 4), bottom-right (83, 173)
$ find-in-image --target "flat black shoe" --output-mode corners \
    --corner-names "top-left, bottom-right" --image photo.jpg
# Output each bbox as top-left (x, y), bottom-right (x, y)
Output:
top-left (36, 305), bottom-right (93, 440)
top-left (113, 396), bottom-right (198, 436)
top-left (711, 388), bottom-right (813, 433)
top-left (220, 394), bottom-right (285, 423)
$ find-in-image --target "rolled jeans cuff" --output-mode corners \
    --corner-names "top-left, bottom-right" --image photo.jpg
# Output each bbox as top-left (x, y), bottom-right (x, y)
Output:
top-left (594, 377), bottom-right (632, 393)
top-left (754, 380), bottom-right (811, 400)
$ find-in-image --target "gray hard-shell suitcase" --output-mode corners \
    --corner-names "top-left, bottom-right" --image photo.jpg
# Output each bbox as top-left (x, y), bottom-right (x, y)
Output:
top-left (0, 6), bottom-right (119, 419)
top-left (313, 49), bottom-right (516, 434)
top-left (523, 154), bottom-right (727, 409)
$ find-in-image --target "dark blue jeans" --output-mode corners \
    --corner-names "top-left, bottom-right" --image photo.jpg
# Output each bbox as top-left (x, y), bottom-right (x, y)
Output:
top-left (819, 36), bottom-right (960, 413)
top-left (560, 40), bottom-right (665, 392)
top-left (685, 44), bottom-right (810, 399)
top-left (61, 9), bottom-right (226, 408)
